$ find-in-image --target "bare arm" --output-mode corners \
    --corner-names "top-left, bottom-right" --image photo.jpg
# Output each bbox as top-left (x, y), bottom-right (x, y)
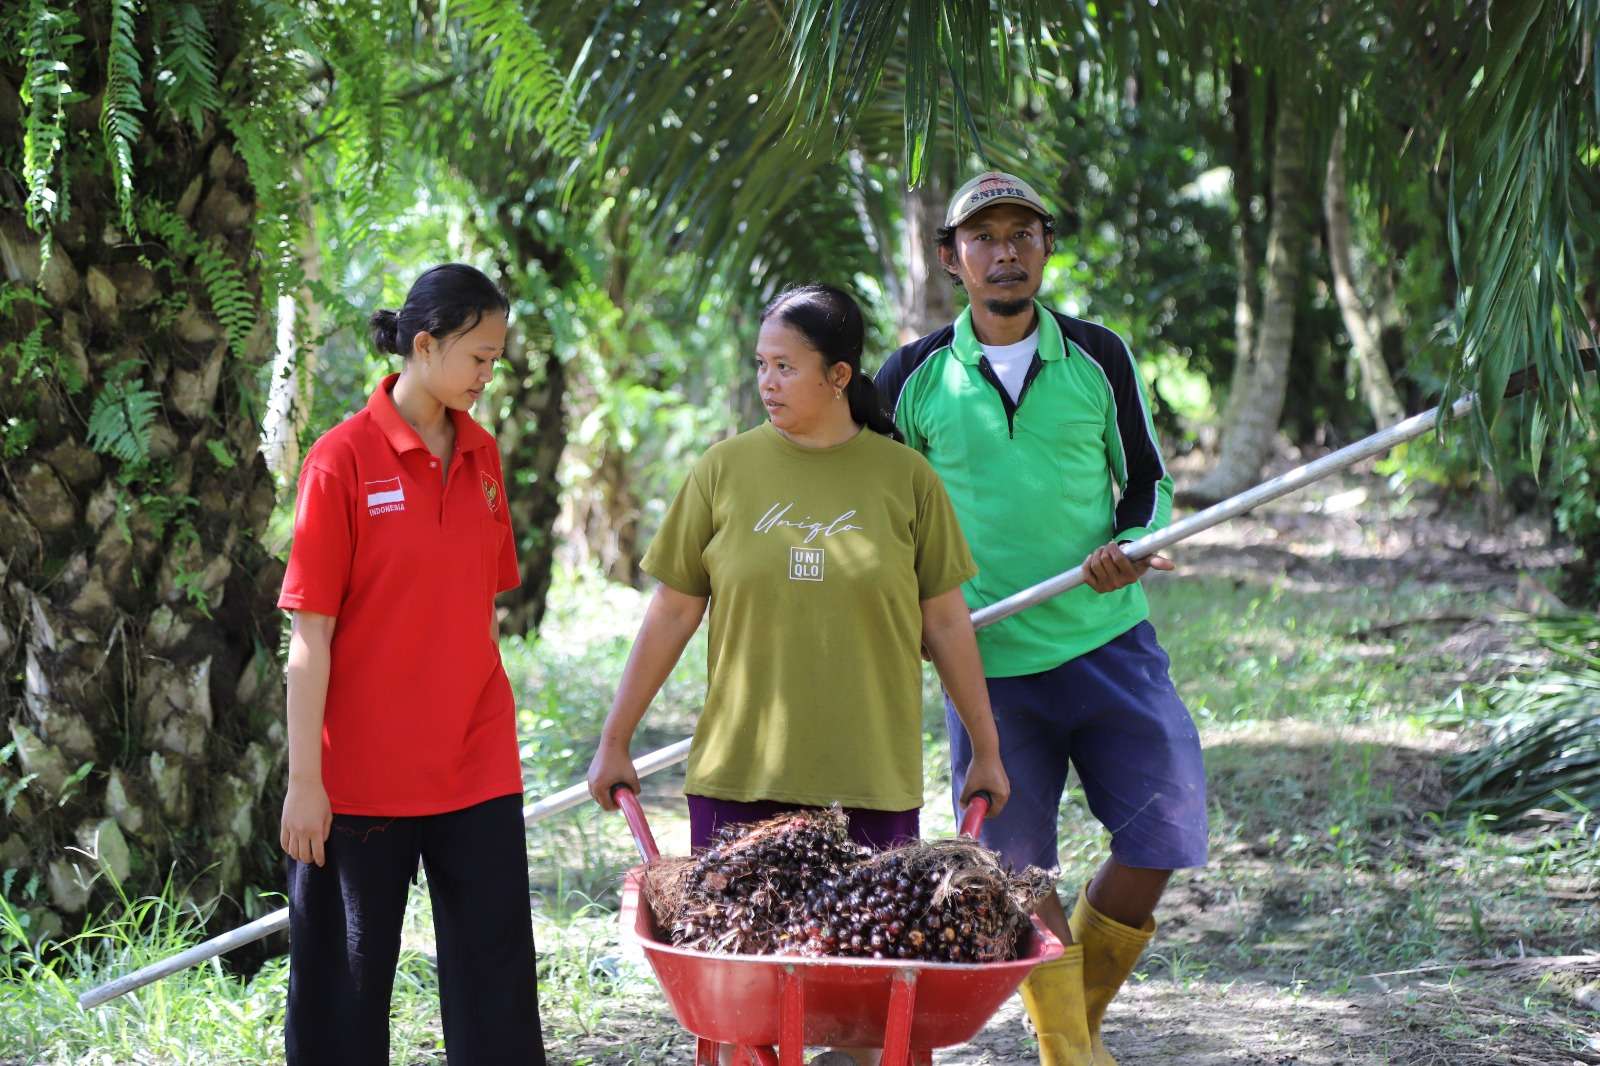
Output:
top-left (586, 584), bottom-right (709, 810)
top-left (921, 586), bottom-right (1010, 817)
top-left (281, 611), bottom-right (336, 866)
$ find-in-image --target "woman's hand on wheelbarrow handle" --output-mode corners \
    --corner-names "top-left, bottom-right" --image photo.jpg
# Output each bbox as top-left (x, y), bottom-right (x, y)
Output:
top-left (960, 750), bottom-right (1010, 821)
top-left (586, 741), bottom-right (639, 811)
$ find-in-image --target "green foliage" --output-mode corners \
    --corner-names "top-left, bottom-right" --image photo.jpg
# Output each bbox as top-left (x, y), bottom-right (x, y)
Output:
top-left (309, 0), bottom-right (404, 255)
top-left (536, 3), bottom-right (919, 306)
top-left (779, 1), bottom-right (1104, 183)
top-left (12, 322), bottom-right (53, 385)
top-left (0, 283), bottom-right (49, 321)
top-left (1032, 72), bottom-right (1236, 439)
top-left (1, 743), bottom-right (37, 818)
top-left (17, 0), bottom-right (84, 240)
top-left (1447, 614), bottom-right (1600, 825)
top-left (1551, 430), bottom-right (1600, 606)
top-left (86, 362), bottom-right (160, 464)
top-left (2, 287), bottom-right (84, 393)
top-left (455, 0), bottom-right (587, 157)
top-left (154, 1), bottom-right (222, 133)
top-left (1, 417), bottom-right (39, 461)
top-left (100, 0), bottom-right (147, 236)
top-left (1424, 3), bottom-right (1600, 444)
top-left (205, 439), bottom-right (236, 470)
top-left (140, 203), bottom-right (257, 358)
top-left (220, 4), bottom-right (314, 307)
top-left (55, 762), bottom-right (94, 808)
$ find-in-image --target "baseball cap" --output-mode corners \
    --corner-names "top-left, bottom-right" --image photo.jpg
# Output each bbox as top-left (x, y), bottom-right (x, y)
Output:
top-left (943, 171), bottom-right (1053, 229)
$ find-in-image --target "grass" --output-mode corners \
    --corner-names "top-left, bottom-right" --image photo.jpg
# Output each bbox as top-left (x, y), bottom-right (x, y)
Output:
top-left (4, 565), bottom-right (1597, 1064)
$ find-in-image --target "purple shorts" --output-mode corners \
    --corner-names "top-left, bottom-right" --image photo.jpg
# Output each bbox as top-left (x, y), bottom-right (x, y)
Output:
top-left (686, 795), bottom-right (919, 852)
top-left (947, 620), bottom-right (1209, 872)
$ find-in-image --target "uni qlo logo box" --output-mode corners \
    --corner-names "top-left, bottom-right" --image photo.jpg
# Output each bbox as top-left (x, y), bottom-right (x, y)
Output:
top-left (789, 546), bottom-right (824, 582)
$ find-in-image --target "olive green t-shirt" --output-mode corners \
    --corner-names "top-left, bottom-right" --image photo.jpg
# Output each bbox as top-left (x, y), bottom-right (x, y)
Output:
top-left (641, 423), bottom-right (977, 811)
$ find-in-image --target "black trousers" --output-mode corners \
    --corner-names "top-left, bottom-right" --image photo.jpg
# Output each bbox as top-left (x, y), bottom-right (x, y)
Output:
top-left (285, 793), bottom-right (546, 1065)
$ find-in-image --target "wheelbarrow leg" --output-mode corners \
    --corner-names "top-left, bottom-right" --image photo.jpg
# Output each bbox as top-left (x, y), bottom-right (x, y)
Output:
top-left (778, 964), bottom-right (805, 1066)
top-left (879, 968), bottom-right (919, 1066)
top-left (695, 1038), bottom-right (720, 1065)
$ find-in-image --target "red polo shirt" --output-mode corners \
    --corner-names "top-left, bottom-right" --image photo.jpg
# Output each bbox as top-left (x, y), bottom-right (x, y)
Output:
top-left (278, 374), bottom-right (523, 815)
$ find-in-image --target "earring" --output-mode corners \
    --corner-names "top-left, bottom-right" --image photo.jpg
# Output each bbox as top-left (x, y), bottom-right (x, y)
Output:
top-left (834, 388), bottom-right (842, 400)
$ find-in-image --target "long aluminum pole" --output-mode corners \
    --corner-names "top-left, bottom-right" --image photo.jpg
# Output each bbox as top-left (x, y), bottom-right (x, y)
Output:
top-left (970, 392), bottom-right (1476, 629)
top-left (80, 352), bottom-right (1591, 1009)
top-left (78, 739), bottom-right (694, 1008)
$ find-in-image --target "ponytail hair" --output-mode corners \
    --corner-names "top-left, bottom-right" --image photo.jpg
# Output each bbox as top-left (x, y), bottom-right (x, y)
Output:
top-left (369, 263), bottom-right (509, 357)
top-left (842, 372), bottom-right (900, 440)
top-left (760, 283), bottom-right (903, 442)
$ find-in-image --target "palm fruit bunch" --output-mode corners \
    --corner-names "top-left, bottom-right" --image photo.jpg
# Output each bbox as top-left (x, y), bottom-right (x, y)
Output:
top-left (789, 840), bottom-right (1051, 963)
top-left (644, 809), bottom-right (1053, 964)
top-left (647, 807), bottom-right (868, 954)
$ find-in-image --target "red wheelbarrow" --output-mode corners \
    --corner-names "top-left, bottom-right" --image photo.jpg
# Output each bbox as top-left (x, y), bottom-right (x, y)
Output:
top-left (612, 787), bottom-right (1064, 1065)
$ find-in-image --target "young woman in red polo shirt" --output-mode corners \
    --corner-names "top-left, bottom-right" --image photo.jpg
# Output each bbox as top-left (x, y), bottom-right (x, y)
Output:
top-left (278, 263), bottom-right (545, 1064)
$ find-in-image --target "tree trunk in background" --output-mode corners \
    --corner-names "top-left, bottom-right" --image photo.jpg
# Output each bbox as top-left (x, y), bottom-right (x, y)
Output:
top-left (594, 444), bottom-right (641, 586)
top-left (489, 213), bottom-right (575, 636)
top-left (900, 163), bottom-right (956, 343)
top-left (493, 330), bottom-right (567, 636)
top-left (1325, 121), bottom-right (1405, 428)
top-left (0, 8), bottom-right (285, 941)
top-left (1227, 60), bottom-right (1263, 419)
top-left (589, 226), bottom-right (644, 587)
top-left (262, 184), bottom-right (322, 480)
top-left (1186, 91), bottom-right (1314, 503)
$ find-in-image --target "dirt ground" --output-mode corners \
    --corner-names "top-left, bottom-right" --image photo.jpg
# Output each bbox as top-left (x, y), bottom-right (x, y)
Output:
top-left (566, 462), bottom-right (1600, 1066)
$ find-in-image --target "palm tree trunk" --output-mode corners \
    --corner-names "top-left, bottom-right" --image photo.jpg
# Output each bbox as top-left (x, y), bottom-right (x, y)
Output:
top-left (493, 329), bottom-right (567, 636)
top-left (900, 164), bottom-right (956, 342)
top-left (1325, 120), bottom-right (1405, 429)
top-left (1228, 60), bottom-right (1262, 431)
top-left (1187, 93), bottom-right (1314, 503)
top-left (0, 6), bottom-right (285, 941)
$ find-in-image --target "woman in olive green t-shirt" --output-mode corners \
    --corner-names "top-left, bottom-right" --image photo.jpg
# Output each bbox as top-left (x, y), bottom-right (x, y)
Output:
top-left (586, 284), bottom-right (1008, 852)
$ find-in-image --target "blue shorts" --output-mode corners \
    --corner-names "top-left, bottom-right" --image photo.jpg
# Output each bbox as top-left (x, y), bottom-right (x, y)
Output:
top-left (947, 620), bottom-right (1209, 872)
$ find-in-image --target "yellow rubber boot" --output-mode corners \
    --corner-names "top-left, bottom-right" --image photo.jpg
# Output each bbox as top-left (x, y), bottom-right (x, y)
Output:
top-left (1017, 943), bottom-right (1094, 1065)
top-left (1068, 889), bottom-right (1155, 1066)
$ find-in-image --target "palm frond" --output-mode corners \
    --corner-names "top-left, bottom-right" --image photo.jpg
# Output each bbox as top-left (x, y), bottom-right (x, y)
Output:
top-left (775, 0), bottom-right (1191, 182)
top-left (1430, 3), bottom-right (1599, 441)
top-left (1446, 614), bottom-right (1600, 826)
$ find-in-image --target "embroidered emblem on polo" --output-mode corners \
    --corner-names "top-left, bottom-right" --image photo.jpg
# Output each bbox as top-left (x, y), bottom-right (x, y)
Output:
top-left (481, 472), bottom-right (501, 513)
top-left (366, 476), bottom-right (405, 516)
top-left (789, 546), bottom-right (824, 582)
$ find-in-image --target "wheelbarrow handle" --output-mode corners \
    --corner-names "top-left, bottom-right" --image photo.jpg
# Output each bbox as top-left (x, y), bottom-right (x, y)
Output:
top-left (959, 791), bottom-right (992, 838)
top-left (611, 784), bottom-right (661, 862)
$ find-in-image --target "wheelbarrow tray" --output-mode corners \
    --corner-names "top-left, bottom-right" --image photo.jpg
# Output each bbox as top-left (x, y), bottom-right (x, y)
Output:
top-left (620, 865), bottom-right (1062, 1051)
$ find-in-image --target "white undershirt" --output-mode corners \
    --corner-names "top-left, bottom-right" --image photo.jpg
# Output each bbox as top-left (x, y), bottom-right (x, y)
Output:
top-left (980, 328), bottom-right (1040, 404)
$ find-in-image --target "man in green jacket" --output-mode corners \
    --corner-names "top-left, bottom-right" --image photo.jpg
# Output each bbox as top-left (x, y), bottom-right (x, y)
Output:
top-left (876, 172), bottom-right (1209, 1066)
